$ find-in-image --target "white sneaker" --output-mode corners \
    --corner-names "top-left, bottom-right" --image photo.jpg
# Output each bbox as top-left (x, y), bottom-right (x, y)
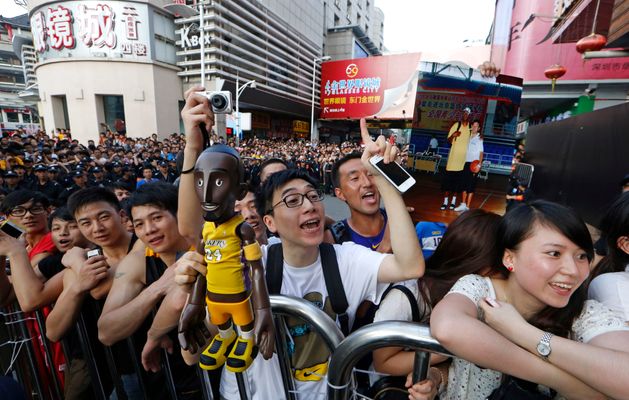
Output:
top-left (454, 203), bottom-right (469, 212)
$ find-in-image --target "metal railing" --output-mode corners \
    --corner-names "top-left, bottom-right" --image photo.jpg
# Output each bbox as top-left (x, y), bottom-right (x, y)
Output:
top-left (3, 294), bottom-right (453, 400)
top-left (327, 321), bottom-right (452, 400)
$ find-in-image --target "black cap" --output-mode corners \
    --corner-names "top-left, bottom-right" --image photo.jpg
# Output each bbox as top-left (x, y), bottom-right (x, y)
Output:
top-left (23, 157), bottom-right (33, 163)
top-left (48, 165), bottom-right (59, 172)
top-left (158, 161), bottom-right (168, 167)
top-left (621, 174), bottom-right (629, 187)
top-left (72, 170), bottom-right (84, 177)
top-left (34, 164), bottom-right (48, 172)
top-left (112, 162), bottom-right (121, 168)
top-left (4, 171), bottom-right (18, 178)
top-left (91, 166), bottom-right (103, 173)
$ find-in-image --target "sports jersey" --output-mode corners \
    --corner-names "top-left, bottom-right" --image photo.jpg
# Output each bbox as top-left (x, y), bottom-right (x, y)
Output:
top-left (342, 209), bottom-right (388, 251)
top-left (415, 221), bottom-right (447, 259)
top-left (202, 214), bottom-right (247, 294)
top-left (445, 121), bottom-right (471, 171)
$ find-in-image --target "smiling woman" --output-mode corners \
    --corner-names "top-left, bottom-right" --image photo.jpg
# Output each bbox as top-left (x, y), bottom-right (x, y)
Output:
top-left (427, 200), bottom-right (629, 400)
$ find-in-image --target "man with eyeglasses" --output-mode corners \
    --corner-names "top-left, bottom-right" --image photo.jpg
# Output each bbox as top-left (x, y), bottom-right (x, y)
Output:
top-left (2, 190), bottom-right (55, 262)
top-left (0, 190), bottom-right (65, 396)
top-left (175, 86), bottom-right (424, 400)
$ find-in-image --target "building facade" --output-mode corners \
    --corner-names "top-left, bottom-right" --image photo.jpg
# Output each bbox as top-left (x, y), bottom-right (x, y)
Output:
top-left (25, 0), bottom-right (181, 143)
top-left (12, 0), bottom-right (384, 143)
top-left (0, 14), bottom-right (40, 135)
top-left (173, 0), bottom-right (384, 140)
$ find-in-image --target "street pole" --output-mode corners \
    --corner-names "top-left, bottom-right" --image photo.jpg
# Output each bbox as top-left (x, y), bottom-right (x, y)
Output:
top-left (310, 56), bottom-right (331, 143)
top-left (199, 0), bottom-right (205, 88)
top-left (236, 74), bottom-right (240, 146)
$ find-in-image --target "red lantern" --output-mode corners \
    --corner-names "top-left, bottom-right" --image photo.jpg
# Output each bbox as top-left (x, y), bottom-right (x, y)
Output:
top-left (576, 33), bottom-right (607, 54)
top-left (544, 64), bottom-right (567, 92)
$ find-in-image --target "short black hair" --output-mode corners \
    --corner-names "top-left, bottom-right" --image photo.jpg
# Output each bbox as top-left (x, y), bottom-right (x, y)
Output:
top-left (67, 187), bottom-right (121, 217)
top-left (259, 158), bottom-right (288, 181)
top-left (108, 181), bottom-right (132, 193)
top-left (255, 169), bottom-right (319, 217)
top-left (48, 206), bottom-right (74, 229)
top-left (1, 190), bottom-right (50, 214)
top-left (331, 152), bottom-right (362, 189)
top-left (129, 182), bottom-right (178, 220)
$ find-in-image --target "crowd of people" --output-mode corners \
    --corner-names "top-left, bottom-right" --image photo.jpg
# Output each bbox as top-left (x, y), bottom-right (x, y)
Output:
top-left (0, 88), bottom-right (627, 400)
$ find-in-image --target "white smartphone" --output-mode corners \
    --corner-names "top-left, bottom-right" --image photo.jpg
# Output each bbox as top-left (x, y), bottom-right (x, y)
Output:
top-left (369, 155), bottom-right (416, 193)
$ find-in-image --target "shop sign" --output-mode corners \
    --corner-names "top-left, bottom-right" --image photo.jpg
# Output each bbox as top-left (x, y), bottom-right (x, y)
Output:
top-left (320, 53), bottom-right (421, 120)
top-left (30, 1), bottom-right (151, 60)
top-left (179, 24), bottom-right (211, 48)
top-left (292, 120), bottom-right (309, 133)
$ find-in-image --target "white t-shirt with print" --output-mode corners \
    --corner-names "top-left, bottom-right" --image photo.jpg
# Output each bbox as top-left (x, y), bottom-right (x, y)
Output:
top-left (220, 242), bottom-right (388, 400)
top-left (443, 274), bottom-right (629, 400)
top-left (465, 134), bottom-right (484, 163)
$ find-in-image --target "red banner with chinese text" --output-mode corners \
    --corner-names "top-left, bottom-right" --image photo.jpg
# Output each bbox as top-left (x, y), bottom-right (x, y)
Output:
top-left (320, 53), bottom-right (421, 120)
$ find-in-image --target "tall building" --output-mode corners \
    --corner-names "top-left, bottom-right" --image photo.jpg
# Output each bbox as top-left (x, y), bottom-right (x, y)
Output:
top-left (173, 0), bottom-right (384, 139)
top-left (0, 14), bottom-right (40, 134)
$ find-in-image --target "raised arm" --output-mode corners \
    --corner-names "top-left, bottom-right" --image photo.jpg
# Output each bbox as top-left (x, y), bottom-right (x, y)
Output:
top-left (178, 86), bottom-right (213, 244)
top-left (431, 294), bottom-right (604, 399)
top-left (481, 299), bottom-right (629, 399)
top-left (0, 232), bottom-right (63, 312)
top-left (98, 250), bottom-right (170, 345)
top-left (358, 118), bottom-right (424, 283)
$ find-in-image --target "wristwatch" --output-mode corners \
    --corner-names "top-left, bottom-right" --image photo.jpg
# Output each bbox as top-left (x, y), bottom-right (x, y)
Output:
top-left (536, 331), bottom-right (553, 360)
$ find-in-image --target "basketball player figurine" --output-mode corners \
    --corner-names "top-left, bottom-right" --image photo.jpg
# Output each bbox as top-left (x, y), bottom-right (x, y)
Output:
top-left (178, 145), bottom-right (274, 372)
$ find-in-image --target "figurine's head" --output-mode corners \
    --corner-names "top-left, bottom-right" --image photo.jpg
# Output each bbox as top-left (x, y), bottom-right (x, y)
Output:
top-left (194, 145), bottom-right (246, 222)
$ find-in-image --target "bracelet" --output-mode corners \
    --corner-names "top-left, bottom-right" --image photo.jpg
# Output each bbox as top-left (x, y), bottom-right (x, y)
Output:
top-left (180, 166), bottom-right (195, 174)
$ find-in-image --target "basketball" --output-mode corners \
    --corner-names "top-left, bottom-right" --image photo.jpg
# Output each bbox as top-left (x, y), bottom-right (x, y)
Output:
top-left (470, 160), bottom-right (481, 173)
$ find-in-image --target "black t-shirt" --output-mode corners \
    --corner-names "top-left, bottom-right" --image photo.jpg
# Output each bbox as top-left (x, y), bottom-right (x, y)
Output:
top-left (37, 253), bottom-right (65, 280)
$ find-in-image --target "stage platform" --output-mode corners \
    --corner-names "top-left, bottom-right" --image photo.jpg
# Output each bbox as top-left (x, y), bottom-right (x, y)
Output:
top-left (322, 171), bottom-right (509, 225)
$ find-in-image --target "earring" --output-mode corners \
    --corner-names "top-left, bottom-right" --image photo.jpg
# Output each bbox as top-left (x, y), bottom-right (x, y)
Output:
top-left (506, 264), bottom-right (514, 272)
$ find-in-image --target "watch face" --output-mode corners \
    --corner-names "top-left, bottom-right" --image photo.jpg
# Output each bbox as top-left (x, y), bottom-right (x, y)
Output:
top-left (537, 343), bottom-right (551, 357)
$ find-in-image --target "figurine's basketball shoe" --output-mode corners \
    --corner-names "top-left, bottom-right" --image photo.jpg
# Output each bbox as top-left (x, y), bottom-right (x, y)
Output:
top-left (199, 330), bottom-right (237, 370)
top-left (226, 336), bottom-right (258, 373)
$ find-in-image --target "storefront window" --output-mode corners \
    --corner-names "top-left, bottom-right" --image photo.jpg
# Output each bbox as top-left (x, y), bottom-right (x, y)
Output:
top-left (103, 96), bottom-right (126, 134)
top-left (6, 112), bottom-right (19, 123)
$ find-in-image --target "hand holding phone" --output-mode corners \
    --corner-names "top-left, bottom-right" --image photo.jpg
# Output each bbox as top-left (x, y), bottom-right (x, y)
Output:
top-left (369, 155), bottom-right (416, 193)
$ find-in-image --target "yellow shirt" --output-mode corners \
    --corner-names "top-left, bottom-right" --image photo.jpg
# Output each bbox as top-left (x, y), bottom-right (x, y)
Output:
top-left (202, 214), bottom-right (246, 294)
top-left (445, 121), bottom-right (471, 171)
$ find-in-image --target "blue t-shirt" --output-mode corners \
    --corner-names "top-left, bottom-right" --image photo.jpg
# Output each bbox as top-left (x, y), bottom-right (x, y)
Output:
top-left (415, 221), bottom-right (447, 259)
top-left (343, 209), bottom-right (388, 251)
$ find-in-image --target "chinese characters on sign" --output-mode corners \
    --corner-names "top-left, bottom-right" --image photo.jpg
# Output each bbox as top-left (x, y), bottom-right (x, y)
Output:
top-left (591, 62), bottom-right (629, 71)
top-left (412, 93), bottom-right (487, 131)
top-left (29, 1), bottom-right (150, 59)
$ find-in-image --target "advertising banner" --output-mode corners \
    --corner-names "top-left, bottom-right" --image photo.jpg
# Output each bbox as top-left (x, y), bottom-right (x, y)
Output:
top-left (30, 1), bottom-right (152, 61)
top-left (412, 93), bottom-right (487, 131)
top-left (320, 53), bottom-right (421, 120)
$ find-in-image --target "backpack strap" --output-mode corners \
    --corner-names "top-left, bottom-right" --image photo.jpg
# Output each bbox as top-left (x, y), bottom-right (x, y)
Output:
top-left (265, 243), bottom-right (284, 294)
top-left (381, 284), bottom-right (421, 322)
top-left (319, 243), bottom-right (350, 336)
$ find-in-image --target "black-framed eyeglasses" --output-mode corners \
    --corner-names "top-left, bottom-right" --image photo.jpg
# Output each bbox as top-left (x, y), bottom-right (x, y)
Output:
top-left (269, 189), bottom-right (324, 213)
top-left (10, 205), bottom-right (46, 217)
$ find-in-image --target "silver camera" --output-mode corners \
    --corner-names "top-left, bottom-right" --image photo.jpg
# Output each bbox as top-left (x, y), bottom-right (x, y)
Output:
top-left (203, 91), bottom-right (233, 114)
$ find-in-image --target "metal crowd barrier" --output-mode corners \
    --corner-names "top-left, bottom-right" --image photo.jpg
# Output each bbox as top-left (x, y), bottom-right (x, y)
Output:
top-left (327, 321), bottom-right (452, 400)
top-left (269, 295), bottom-right (345, 400)
top-left (3, 295), bottom-right (451, 400)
